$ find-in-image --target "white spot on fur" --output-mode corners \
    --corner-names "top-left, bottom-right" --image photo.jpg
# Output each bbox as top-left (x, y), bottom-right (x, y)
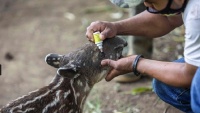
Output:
top-left (69, 109), bottom-right (73, 113)
top-left (28, 89), bottom-right (39, 95)
top-left (6, 103), bottom-right (10, 107)
top-left (52, 77), bottom-right (64, 90)
top-left (16, 109), bottom-right (23, 112)
top-left (74, 74), bottom-right (80, 79)
top-left (76, 93), bottom-right (80, 97)
top-left (70, 79), bottom-right (78, 105)
top-left (9, 77), bottom-right (64, 113)
top-left (84, 82), bottom-right (90, 92)
top-left (9, 95), bottom-right (27, 105)
top-left (49, 76), bottom-right (57, 84)
top-left (80, 96), bottom-right (86, 109)
top-left (59, 104), bottom-right (65, 111)
top-left (24, 108), bottom-right (35, 112)
top-left (77, 80), bottom-right (83, 86)
top-left (77, 60), bottom-right (81, 64)
top-left (53, 61), bottom-right (60, 65)
top-left (64, 90), bottom-right (71, 99)
top-left (92, 52), bottom-right (99, 63)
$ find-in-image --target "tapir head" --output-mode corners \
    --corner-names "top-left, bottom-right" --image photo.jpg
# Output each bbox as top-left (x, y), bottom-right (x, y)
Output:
top-left (45, 37), bottom-right (127, 85)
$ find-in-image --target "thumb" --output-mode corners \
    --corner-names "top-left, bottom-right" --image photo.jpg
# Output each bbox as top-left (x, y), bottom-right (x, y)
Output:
top-left (105, 69), bottom-right (121, 81)
top-left (100, 33), bottom-right (106, 40)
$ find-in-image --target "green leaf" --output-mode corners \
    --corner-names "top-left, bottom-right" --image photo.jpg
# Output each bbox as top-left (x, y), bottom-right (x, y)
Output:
top-left (131, 87), bottom-right (152, 95)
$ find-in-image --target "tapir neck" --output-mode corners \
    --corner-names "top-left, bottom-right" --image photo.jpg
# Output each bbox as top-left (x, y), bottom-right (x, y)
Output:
top-left (0, 75), bottom-right (92, 113)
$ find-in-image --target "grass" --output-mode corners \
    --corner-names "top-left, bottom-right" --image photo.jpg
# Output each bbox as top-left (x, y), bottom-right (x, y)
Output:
top-left (84, 88), bottom-right (102, 113)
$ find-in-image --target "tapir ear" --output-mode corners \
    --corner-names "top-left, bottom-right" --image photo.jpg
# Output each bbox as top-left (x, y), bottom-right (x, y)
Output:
top-left (45, 53), bottom-right (63, 68)
top-left (57, 63), bottom-right (79, 79)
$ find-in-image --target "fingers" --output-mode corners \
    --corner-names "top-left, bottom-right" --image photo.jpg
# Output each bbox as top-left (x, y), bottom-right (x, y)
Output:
top-left (101, 59), bottom-right (116, 68)
top-left (86, 24), bottom-right (95, 42)
top-left (100, 28), bottom-right (111, 40)
top-left (86, 21), bottom-right (115, 41)
top-left (105, 69), bottom-right (121, 81)
top-left (101, 59), bottom-right (121, 81)
top-left (101, 57), bottom-right (136, 82)
top-left (86, 21), bottom-right (101, 42)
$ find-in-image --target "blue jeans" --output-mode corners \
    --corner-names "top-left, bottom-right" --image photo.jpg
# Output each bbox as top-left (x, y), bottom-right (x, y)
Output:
top-left (152, 58), bottom-right (200, 113)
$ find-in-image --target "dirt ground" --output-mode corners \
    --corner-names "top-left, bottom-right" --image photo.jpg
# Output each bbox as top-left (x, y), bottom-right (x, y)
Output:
top-left (0, 0), bottom-right (185, 113)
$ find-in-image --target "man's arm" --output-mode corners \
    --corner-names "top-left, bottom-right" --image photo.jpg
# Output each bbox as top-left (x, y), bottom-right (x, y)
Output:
top-left (102, 56), bottom-right (197, 88)
top-left (86, 11), bottom-right (183, 41)
top-left (113, 10), bottom-right (183, 38)
top-left (137, 59), bottom-right (197, 88)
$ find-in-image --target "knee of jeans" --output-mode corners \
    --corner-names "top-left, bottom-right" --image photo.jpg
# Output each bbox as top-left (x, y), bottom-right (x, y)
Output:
top-left (152, 78), bottom-right (167, 97)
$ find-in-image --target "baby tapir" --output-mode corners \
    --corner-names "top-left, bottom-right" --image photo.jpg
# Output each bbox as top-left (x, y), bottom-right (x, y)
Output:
top-left (0, 37), bottom-right (127, 113)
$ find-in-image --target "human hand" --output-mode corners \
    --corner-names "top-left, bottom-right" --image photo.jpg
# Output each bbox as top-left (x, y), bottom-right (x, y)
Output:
top-left (86, 21), bottom-right (117, 41)
top-left (101, 55), bottom-right (137, 81)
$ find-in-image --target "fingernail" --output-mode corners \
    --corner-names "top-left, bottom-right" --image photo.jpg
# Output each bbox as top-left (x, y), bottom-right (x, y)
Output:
top-left (101, 61), bottom-right (105, 65)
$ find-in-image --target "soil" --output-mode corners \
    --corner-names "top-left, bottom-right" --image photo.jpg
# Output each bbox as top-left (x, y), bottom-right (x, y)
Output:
top-left (0, 0), bottom-right (185, 113)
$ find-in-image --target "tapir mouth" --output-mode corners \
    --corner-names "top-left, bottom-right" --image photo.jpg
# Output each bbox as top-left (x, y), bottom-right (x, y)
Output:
top-left (120, 42), bottom-right (127, 59)
top-left (117, 51), bottom-right (124, 60)
top-left (119, 55), bottom-right (124, 59)
top-left (124, 42), bottom-right (128, 47)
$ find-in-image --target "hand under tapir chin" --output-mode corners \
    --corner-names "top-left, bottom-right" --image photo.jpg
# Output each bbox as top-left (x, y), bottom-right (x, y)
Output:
top-left (101, 55), bottom-right (137, 81)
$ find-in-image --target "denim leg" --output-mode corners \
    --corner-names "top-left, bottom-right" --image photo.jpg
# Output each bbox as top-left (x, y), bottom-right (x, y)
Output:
top-left (152, 58), bottom-right (193, 113)
top-left (191, 67), bottom-right (200, 112)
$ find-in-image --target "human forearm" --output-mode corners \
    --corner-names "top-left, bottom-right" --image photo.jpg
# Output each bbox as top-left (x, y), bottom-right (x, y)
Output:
top-left (137, 58), bottom-right (196, 88)
top-left (101, 55), bottom-right (196, 88)
top-left (113, 11), bottom-right (183, 38)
